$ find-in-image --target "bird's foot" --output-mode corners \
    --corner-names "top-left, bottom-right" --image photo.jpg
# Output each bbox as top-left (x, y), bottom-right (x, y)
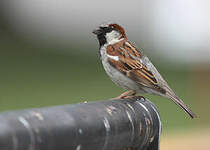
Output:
top-left (112, 90), bottom-right (136, 100)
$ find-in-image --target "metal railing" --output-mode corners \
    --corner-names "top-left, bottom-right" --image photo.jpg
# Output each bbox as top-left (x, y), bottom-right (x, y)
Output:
top-left (0, 97), bottom-right (161, 150)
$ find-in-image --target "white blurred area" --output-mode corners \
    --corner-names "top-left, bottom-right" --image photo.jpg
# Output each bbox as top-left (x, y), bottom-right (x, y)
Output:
top-left (1, 0), bottom-right (210, 64)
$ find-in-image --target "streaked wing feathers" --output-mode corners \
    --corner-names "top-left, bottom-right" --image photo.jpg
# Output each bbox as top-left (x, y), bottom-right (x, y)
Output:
top-left (107, 40), bottom-right (164, 93)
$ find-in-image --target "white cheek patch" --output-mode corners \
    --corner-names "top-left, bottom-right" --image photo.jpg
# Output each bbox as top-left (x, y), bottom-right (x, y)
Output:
top-left (107, 54), bottom-right (119, 61)
top-left (106, 30), bottom-right (122, 45)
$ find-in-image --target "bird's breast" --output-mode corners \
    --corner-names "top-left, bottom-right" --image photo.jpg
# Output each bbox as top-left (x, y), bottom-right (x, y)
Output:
top-left (99, 45), bottom-right (144, 93)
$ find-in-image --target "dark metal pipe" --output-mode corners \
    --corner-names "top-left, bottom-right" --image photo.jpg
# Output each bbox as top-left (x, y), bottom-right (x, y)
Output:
top-left (0, 97), bottom-right (161, 150)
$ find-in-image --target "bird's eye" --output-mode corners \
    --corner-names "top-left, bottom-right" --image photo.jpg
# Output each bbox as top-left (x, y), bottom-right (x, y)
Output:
top-left (100, 27), bottom-right (113, 33)
top-left (106, 27), bottom-right (113, 33)
top-left (100, 27), bottom-right (106, 29)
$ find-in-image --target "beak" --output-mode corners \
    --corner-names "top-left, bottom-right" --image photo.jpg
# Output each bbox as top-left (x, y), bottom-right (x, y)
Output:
top-left (92, 28), bottom-right (103, 35)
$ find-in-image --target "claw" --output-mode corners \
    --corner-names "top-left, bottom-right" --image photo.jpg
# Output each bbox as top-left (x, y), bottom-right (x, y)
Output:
top-left (112, 90), bottom-right (136, 99)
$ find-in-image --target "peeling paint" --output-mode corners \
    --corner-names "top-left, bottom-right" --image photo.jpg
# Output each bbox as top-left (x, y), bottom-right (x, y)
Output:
top-left (139, 122), bottom-right (143, 135)
top-left (78, 128), bottom-right (83, 134)
top-left (18, 117), bottom-right (35, 150)
top-left (102, 117), bottom-right (111, 150)
top-left (136, 101), bottom-right (149, 113)
top-left (32, 112), bottom-right (44, 121)
top-left (18, 117), bottom-right (30, 128)
top-left (126, 110), bottom-right (135, 141)
top-left (126, 103), bottom-right (135, 112)
top-left (106, 105), bottom-right (117, 115)
top-left (103, 117), bottom-right (110, 132)
top-left (150, 136), bottom-right (155, 143)
top-left (106, 107), bottom-right (112, 115)
top-left (76, 144), bottom-right (81, 150)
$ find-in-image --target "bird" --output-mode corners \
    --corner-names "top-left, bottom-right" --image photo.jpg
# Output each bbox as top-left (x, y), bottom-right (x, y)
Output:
top-left (92, 23), bottom-right (196, 118)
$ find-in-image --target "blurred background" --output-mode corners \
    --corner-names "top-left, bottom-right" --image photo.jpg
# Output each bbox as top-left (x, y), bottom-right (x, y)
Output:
top-left (0, 0), bottom-right (209, 149)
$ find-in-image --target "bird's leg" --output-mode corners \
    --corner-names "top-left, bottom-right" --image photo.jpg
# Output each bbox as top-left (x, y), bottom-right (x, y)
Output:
top-left (113, 90), bottom-right (136, 99)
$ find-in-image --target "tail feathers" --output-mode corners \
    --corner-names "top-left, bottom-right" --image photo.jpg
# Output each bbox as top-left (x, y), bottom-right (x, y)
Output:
top-left (165, 91), bottom-right (197, 119)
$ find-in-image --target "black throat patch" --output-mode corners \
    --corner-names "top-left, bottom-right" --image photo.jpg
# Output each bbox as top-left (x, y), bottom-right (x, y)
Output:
top-left (97, 34), bottom-right (107, 47)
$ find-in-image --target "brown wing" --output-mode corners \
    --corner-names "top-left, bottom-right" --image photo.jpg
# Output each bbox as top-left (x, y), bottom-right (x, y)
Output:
top-left (107, 40), bottom-right (165, 93)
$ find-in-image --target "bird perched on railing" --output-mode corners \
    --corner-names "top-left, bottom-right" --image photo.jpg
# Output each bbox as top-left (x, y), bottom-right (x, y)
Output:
top-left (93, 23), bottom-right (196, 118)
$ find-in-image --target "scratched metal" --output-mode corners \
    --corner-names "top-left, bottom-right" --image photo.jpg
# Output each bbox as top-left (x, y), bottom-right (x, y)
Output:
top-left (18, 116), bottom-right (35, 150)
top-left (0, 97), bottom-right (161, 150)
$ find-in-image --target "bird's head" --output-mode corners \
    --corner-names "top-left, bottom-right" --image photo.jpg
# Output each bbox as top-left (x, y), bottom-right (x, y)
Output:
top-left (93, 23), bottom-right (126, 46)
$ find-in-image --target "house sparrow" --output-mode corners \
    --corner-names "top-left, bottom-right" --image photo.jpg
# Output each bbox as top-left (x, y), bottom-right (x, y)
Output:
top-left (92, 23), bottom-right (196, 118)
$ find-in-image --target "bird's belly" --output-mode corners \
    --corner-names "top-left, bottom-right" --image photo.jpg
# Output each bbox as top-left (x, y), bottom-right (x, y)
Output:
top-left (102, 59), bottom-right (144, 93)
